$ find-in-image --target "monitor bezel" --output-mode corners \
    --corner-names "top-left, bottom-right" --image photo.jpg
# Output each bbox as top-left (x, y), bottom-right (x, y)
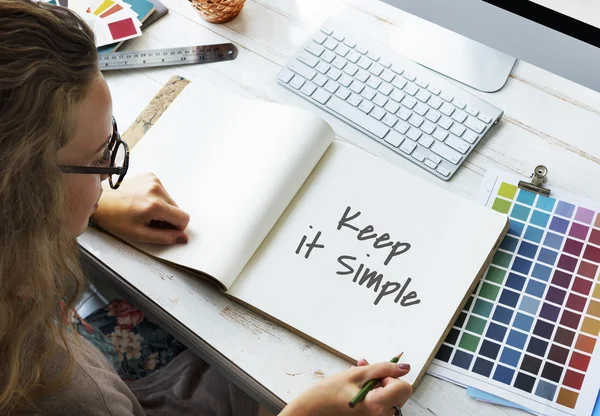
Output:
top-left (483, 0), bottom-right (600, 48)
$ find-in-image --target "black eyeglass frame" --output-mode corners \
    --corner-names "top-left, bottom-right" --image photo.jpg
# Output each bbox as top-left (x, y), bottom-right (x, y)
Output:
top-left (59, 117), bottom-right (130, 189)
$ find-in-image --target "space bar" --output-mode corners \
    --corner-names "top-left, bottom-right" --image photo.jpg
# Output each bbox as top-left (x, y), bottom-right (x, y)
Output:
top-left (326, 96), bottom-right (389, 139)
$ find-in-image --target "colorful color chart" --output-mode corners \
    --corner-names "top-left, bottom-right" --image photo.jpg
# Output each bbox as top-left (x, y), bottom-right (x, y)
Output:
top-left (429, 171), bottom-right (600, 416)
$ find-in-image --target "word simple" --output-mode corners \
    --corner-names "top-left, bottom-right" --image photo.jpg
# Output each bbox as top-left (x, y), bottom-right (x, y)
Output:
top-left (337, 206), bottom-right (411, 266)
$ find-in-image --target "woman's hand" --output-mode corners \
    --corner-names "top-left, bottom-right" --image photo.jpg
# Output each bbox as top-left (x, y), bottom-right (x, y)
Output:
top-left (281, 358), bottom-right (412, 416)
top-left (91, 173), bottom-right (190, 245)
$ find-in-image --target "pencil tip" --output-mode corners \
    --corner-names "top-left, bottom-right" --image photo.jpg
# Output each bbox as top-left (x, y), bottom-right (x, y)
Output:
top-left (396, 352), bottom-right (404, 359)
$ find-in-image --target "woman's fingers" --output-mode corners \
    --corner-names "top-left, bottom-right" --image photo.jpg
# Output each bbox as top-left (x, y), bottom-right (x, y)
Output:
top-left (365, 378), bottom-right (412, 413)
top-left (352, 361), bottom-right (411, 384)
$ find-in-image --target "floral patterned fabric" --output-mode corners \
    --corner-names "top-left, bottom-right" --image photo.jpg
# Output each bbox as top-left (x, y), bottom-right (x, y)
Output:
top-left (75, 299), bottom-right (187, 381)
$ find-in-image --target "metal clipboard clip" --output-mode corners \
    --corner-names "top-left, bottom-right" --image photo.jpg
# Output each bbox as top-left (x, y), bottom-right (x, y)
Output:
top-left (518, 165), bottom-right (551, 196)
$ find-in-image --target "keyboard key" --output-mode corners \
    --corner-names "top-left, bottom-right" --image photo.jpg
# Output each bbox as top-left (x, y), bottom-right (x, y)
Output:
top-left (414, 102), bottom-right (429, 116)
top-left (465, 106), bottom-right (479, 117)
top-left (332, 56), bottom-right (347, 69)
top-left (324, 38), bottom-right (339, 50)
top-left (428, 85), bottom-right (441, 95)
top-left (324, 80), bottom-right (339, 93)
top-left (378, 82), bottom-right (393, 96)
top-left (343, 63), bottom-right (358, 76)
top-left (278, 68), bottom-right (294, 83)
top-left (432, 128), bottom-right (448, 141)
top-left (431, 141), bottom-right (462, 164)
top-left (438, 116), bottom-right (453, 130)
top-left (390, 89), bottom-right (405, 103)
top-left (384, 130), bottom-right (404, 147)
top-left (305, 42), bottom-right (325, 57)
top-left (440, 92), bottom-right (453, 102)
top-left (428, 96), bottom-right (443, 110)
top-left (451, 110), bottom-right (467, 124)
top-left (419, 135), bottom-right (434, 148)
top-left (369, 63), bottom-right (384, 76)
top-left (335, 44), bottom-right (350, 57)
top-left (406, 126), bottom-right (422, 141)
top-left (465, 116), bottom-right (486, 133)
top-left (355, 44), bottom-right (368, 55)
top-left (415, 79), bottom-right (428, 89)
top-left (478, 113), bottom-right (493, 124)
top-left (344, 38), bottom-right (357, 48)
top-left (428, 154), bottom-right (442, 164)
top-left (347, 51), bottom-right (361, 63)
top-left (402, 96), bottom-right (417, 110)
top-left (384, 101), bottom-right (400, 114)
top-left (335, 87), bottom-right (351, 100)
top-left (381, 69), bottom-right (395, 83)
top-left (361, 87), bottom-right (376, 101)
top-left (397, 107), bottom-right (411, 121)
top-left (449, 123), bottom-right (466, 137)
top-left (437, 165), bottom-right (450, 177)
top-left (311, 88), bottom-right (331, 104)
top-left (424, 159), bottom-right (438, 170)
top-left (382, 113), bottom-right (398, 127)
top-left (355, 69), bottom-right (370, 83)
top-left (421, 121), bottom-right (436, 135)
top-left (347, 93), bottom-right (362, 106)
top-left (297, 53), bottom-right (319, 68)
top-left (289, 62), bottom-right (316, 80)
top-left (379, 58), bottom-right (392, 68)
top-left (367, 51), bottom-right (380, 61)
top-left (321, 27), bottom-right (333, 35)
top-left (289, 75), bottom-right (305, 89)
top-left (338, 74), bottom-right (353, 87)
top-left (313, 73), bottom-right (328, 86)
top-left (357, 57), bottom-right (372, 70)
top-left (392, 77), bottom-right (407, 90)
top-left (403, 83), bottom-right (418, 96)
top-left (326, 96), bottom-right (389, 138)
top-left (408, 114), bottom-right (424, 128)
top-left (316, 61), bottom-right (330, 74)
top-left (425, 110), bottom-right (441, 123)
top-left (332, 31), bottom-right (345, 41)
top-left (322, 50), bottom-right (336, 63)
top-left (301, 82), bottom-right (317, 96)
top-left (359, 100), bottom-right (374, 114)
top-left (366, 77), bottom-right (382, 89)
top-left (403, 72), bottom-right (416, 82)
top-left (327, 68), bottom-right (342, 81)
top-left (412, 151), bottom-right (425, 162)
top-left (462, 130), bottom-right (478, 144)
top-left (370, 106), bottom-right (386, 120)
top-left (453, 100), bottom-right (466, 110)
top-left (440, 102), bottom-right (455, 116)
top-left (391, 64), bottom-right (404, 75)
top-left (373, 93), bottom-right (388, 107)
top-left (349, 80), bottom-right (365, 94)
top-left (313, 32), bottom-right (327, 44)
top-left (394, 120), bottom-right (410, 134)
top-left (416, 89), bottom-right (431, 103)
top-left (446, 134), bottom-right (470, 154)
top-left (399, 139), bottom-right (417, 155)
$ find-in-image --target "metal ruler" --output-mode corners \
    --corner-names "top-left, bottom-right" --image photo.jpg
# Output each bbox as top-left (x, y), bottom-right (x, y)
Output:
top-left (98, 43), bottom-right (238, 71)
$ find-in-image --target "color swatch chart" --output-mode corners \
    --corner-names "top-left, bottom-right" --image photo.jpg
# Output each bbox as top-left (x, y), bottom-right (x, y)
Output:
top-left (429, 171), bottom-right (600, 416)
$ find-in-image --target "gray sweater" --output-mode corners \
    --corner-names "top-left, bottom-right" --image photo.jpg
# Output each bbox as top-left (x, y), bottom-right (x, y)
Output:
top-left (38, 337), bottom-right (259, 416)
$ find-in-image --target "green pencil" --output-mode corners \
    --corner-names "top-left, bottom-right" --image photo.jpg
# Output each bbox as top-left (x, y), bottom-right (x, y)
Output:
top-left (348, 353), bottom-right (404, 409)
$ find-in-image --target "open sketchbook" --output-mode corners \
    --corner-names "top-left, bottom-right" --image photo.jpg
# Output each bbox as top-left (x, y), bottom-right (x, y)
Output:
top-left (125, 80), bottom-right (508, 385)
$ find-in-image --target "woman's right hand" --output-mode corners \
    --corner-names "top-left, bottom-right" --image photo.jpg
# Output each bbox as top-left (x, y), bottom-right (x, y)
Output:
top-left (280, 358), bottom-right (412, 416)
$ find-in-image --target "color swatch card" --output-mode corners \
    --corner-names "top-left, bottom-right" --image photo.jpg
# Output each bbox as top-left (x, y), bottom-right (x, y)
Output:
top-left (429, 170), bottom-right (600, 416)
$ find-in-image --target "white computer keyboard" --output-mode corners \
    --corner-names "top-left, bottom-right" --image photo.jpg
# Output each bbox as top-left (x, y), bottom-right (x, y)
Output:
top-left (277, 25), bottom-right (504, 180)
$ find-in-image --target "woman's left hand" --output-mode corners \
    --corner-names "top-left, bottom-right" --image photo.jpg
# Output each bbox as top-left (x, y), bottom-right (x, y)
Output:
top-left (91, 172), bottom-right (190, 245)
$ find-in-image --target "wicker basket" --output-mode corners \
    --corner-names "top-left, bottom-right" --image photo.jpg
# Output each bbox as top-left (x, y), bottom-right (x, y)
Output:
top-left (189, 0), bottom-right (245, 24)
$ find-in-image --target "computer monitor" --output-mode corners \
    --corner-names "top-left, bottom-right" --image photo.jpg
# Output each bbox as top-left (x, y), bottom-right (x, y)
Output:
top-left (382, 0), bottom-right (600, 93)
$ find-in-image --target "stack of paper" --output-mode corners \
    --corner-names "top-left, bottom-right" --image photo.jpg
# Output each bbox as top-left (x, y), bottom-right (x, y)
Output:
top-left (48, 0), bottom-right (153, 48)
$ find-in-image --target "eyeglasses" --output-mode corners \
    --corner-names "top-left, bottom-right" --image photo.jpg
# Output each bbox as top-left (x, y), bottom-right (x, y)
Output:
top-left (59, 117), bottom-right (129, 189)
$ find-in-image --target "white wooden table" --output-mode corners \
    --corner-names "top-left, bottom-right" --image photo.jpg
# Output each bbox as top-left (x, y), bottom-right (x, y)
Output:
top-left (79, 1), bottom-right (600, 414)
